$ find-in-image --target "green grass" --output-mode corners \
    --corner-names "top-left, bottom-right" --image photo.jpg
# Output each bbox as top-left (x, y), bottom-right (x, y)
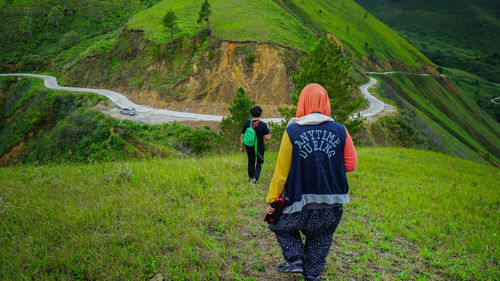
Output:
top-left (54, 28), bottom-right (122, 71)
top-left (0, 148), bottom-right (498, 280)
top-left (127, 0), bottom-right (316, 49)
top-left (127, 0), bottom-right (430, 68)
top-left (0, 0), bottom-right (145, 72)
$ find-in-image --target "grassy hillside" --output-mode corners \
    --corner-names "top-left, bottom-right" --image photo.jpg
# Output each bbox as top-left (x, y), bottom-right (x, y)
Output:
top-left (127, 0), bottom-right (430, 69)
top-left (128, 0), bottom-right (315, 50)
top-left (354, 0), bottom-right (500, 83)
top-left (374, 73), bottom-right (500, 164)
top-left (0, 77), bottom-right (223, 165)
top-left (441, 67), bottom-right (500, 121)
top-left (275, 0), bottom-right (431, 67)
top-left (0, 148), bottom-right (498, 280)
top-left (0, 0), bottom-right (146, 72)
top-left (1, 0), bottom-right (431, 73)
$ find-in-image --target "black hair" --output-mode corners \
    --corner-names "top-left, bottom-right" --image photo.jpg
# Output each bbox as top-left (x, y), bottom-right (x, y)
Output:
top-left (250, 106), bottom-right (262, 117)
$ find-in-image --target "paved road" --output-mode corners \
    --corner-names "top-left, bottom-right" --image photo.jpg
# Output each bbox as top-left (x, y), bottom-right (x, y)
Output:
top-left (358, 77), bottom-right (386, 117)
top-left (0, 73), bottom-right (389, 123)
top-left (492, 83), bottom-right (500, 105)
top-left (0, 73), bottom-right (229, 122)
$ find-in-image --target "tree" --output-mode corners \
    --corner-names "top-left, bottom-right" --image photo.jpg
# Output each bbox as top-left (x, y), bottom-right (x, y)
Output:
top-left (20, 7), bottom-right (34, 38)
top-left (279, 37), bottom-right (364, 135)
top-left (220, 87), bottom-right (255, 142)
top-left (197, 0), bottom-right (211, 33)
top-left (47, 5), bottom-right (63, 28)
top-left (162, 9), bottom-right (177, 53)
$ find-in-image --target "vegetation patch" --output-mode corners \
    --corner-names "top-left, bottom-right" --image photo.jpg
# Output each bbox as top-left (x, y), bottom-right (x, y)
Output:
top-left (0, 0), bottom-right (146, 73)
top-left (356, 114), bottom-right (436, 151)
top-left (441, 67), bottom-right (500, 121)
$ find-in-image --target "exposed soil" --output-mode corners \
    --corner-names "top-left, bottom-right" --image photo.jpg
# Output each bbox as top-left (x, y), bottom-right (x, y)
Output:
top-left (0, 141), bottom-right (24, 165)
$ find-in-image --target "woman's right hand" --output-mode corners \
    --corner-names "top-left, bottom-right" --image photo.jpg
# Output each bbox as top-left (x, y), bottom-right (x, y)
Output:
top-left (266, 204), bottom-right (275, 215)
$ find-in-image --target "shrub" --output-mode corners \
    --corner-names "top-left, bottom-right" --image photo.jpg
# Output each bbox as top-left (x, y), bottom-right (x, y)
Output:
top-left (59, 31), bottom-right (81, 50)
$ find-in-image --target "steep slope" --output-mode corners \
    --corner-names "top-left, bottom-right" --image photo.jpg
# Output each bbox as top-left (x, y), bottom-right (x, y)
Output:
top-left (440, 67), bottom-right (500, 121)
top-left (127, 0), bottom-right (432, 71)
top-left (354, 0), bottom-right (500, 83)
top-left (374, 73), bottom-right (500, 164)
top-left (272, 0), bottom-right (432, 70)
top-left (60, 33), bottom-right (301, 117)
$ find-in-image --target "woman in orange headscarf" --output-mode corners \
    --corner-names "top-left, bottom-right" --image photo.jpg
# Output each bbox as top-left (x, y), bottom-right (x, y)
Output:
top-left (265, 83), bottom-right (357, 281)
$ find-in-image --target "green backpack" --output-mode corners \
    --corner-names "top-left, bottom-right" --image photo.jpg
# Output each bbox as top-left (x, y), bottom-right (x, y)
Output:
top-left (242, 120), bottom-right (265, 161)
top-left (243, 120), bottom-right (258, 147)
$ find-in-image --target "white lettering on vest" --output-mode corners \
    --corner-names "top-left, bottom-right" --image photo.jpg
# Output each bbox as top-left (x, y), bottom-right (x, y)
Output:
top-left (295, 129), bottom-right (341, 159)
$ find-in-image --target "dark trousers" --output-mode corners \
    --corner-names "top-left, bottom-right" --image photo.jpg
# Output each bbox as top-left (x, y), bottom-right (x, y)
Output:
top-left (268, 205), bottom-right (343, 276)
top-left (245, 146), bottom-right (264, 181)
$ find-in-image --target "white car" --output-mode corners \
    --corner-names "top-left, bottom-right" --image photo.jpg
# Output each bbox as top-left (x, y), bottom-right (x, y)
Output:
top-left (120, 107), bottom-right (136, 116)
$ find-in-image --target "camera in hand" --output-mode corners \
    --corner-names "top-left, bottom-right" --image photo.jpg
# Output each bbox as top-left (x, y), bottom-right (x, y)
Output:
top-left (264, 196), bottom-right (285, 224)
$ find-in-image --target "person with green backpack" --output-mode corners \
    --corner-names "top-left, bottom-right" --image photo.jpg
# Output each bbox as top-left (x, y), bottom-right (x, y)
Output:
top-left (240, 106), bottom-right (272, 184)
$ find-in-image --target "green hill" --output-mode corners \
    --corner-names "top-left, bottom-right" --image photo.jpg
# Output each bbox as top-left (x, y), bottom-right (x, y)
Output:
top-left (1, 0), bottom-right (499, 165)
top-left (0, 148), bottom-right (498, 280)
top-left (373, 73), bottom-right (500, 165)
top-left (127, 0), bottom-right (431, 69)
top-left (354, 0), bottom-right (500, 83)
top-left (0, 0), bottom-right (431, 73)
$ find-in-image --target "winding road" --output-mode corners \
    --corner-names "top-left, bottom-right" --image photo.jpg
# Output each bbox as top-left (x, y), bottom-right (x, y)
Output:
top-left (358, 77), bottom-right (386, 117)
top-left (0, 73), bottom-right (388, 123)
top-left (492, 83), bottom-right (500, 105)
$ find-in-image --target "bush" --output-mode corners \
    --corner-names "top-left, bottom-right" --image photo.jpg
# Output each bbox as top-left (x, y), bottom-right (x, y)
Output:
top-left (59, 31), bottom-right (81, 50)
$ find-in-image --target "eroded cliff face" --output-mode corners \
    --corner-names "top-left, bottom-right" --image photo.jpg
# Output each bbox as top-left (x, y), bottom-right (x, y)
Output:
top-left (62, 31), bottom-right (301, 117)
top-left (169, 41), bottom-right (298, 117)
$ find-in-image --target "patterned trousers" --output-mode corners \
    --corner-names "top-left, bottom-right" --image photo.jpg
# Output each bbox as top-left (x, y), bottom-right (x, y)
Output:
top-left (268, 205), bottom-right (343, 276)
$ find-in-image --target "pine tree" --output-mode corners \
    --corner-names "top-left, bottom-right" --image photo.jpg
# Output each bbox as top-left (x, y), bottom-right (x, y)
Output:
top-left (197, 0), bottom-right (212, 34)
top-left (281, 37), bottom-right (364, 134)
top-left (220, 88), bottom-right (255, 142)
top-left (162, 10), bottom-right (177, 53)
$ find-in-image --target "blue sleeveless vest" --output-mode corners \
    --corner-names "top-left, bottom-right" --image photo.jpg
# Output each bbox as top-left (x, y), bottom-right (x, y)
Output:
top-left (283, 121), bottom-right (349, 214)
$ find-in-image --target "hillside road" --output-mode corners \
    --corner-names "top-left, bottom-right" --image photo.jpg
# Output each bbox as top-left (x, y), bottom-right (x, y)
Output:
top-left (0, 73), bottom-right (390, 123)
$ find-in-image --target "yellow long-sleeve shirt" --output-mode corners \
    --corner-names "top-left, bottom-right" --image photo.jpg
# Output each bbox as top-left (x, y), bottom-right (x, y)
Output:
top-left (266, 131), bottom-right (293, 203)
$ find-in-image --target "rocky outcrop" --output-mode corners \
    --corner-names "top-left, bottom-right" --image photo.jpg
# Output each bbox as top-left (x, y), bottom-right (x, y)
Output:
top-left (171, 41), bottom-right (298, 116)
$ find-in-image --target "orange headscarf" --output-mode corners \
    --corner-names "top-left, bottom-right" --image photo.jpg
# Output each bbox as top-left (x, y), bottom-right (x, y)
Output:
top-left (295, 83), bottom-right (331, 118)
